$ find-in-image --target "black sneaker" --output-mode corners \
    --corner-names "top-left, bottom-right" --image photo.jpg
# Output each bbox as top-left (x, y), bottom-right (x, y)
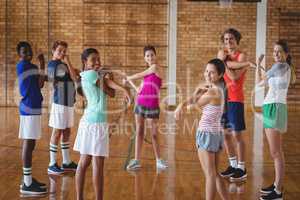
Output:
top-left (260, 190), bottom-right (283, 200)
top-left (229, 168), bottom-right (247, 182)
top-left (261, 184), bottom-right (275, 194)
top-left (220, 166), bottom-right (236, 178)
top-left (20, 178), bottom-right (47, 189)
top-left (61, 161), bottom-right (77, 172)
top-left (20, 181), bottom-right (47, 195)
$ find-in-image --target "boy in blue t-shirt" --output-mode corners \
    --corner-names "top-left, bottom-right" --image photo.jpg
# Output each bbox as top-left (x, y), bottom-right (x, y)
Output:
top-left (16, 41), bottom-right (47, 195)
top-left (47, 40), bottom-right (80, 175)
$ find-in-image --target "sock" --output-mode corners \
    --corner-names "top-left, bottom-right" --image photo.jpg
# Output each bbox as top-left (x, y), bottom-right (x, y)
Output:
top-left (61, 142), bottom-right (71, 165)
top-left (23, 167), bottom-right (32, 187)
top-left (274, 183), bottom-right (282, 194)
top-left (49, 143), bottom-right (58, 166)
top-left (229, 156), bottom-right (238, 168)
top-left (274, 188), bottom-right (281, 194)
top-left (237, 161), bottom-right (245, 171)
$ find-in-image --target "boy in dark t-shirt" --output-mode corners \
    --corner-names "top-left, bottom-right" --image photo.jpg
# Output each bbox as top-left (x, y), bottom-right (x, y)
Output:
top-left (47, 40), bottom-right (80, 175)
top-left (17, 41), bottom-right (47, 195)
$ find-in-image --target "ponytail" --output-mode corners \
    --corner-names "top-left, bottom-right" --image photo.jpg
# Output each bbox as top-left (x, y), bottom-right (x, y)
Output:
top-left (275, 39), bottom-right (296, 85)
top-left (286, 54), bottom-right (296, 84)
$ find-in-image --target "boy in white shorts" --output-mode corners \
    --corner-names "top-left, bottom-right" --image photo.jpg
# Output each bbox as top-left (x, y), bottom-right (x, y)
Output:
top-left (47, 40), bottom-right (80, 175)
top-left (17, 41), bottom-right (47, 195)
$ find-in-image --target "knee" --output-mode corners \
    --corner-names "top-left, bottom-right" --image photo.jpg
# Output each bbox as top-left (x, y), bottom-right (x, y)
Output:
top-left (224, 133), bottom-right (232, 141)
top-left (78, 158), bottom-right (91, 170)
top-left (270, 149), bottom-right (283, 159)
top-left (151, 131), bottom-right (158, 140)
top-left (52, 130), bottom-right (62, 140)
top-left (234, 135), bottom-right (244, 144)
top-left (136, 126), bottom-right (144, 137)
top-left (205, 168), bottom-right (217, 179)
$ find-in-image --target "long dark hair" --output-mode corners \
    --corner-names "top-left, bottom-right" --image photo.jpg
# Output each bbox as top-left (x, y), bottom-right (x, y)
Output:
top-left (76, 48), bottom-right (99, 97)
top-left (275, 39), bottom-right (296, 84)
top-left (207, 58), bottom-right (227, 110)
top-left (81, 48), bottom-right (99, 71)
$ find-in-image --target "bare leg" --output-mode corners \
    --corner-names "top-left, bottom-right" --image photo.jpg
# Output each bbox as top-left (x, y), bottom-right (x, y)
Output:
top-left (92, 156), bottom-right (105, 200)
top-left (197, 149), bottom-right (217, 200)
top-left (265, 129), bottom-right (284, 190)
top-left (233, 131), bottom-right (246, 164)
top-left (75, 155), bottom-right (91, 200)
top-left (134, 114), bottom-right (145, 160)
top-left (148, 118), bottom-right (160, 159)
top-left (215, 152), bottom-right (229, 200)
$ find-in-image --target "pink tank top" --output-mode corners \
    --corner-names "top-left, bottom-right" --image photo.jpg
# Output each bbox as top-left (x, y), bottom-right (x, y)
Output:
top-left (198, 104), bottom-right (223, 133)
top-left (137, 73), bottom-right (162, 108)
top-left (224, 51), bottom-right (246, 103)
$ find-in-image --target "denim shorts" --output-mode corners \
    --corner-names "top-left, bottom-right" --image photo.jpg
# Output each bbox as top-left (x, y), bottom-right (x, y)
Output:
top-left (196, 130), bottom-right (224, 153)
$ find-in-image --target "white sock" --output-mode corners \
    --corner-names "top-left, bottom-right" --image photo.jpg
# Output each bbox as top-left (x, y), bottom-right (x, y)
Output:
top-left (237, 161), bottom-right (245, 171)
top-left (23, 167), bottom-right (32, 187)
top-left (49, 143), bottom-right (58, 166)
top-left (274, 183), bottom-right (281, 194)
top-left (61, 142), bottom-right (71, 165)
top-left (229, 156), bottom-right (238, 168)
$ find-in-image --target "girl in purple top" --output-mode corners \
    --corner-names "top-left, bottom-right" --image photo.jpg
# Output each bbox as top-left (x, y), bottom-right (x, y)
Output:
top-left (125, 45), bottom-right (168, 170)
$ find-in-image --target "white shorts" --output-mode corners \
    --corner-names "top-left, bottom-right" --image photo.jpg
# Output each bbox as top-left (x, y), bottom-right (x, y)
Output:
top-left (19, 115), bottom-right (42, 140)
top-left (49, 103), bottom-right (74, 129)
top-left (73, 118), bottom-right (109, 157)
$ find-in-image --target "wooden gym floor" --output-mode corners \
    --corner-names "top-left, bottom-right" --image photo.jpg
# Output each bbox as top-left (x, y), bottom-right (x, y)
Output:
top-left (0, 106), bottom-right (299, 200)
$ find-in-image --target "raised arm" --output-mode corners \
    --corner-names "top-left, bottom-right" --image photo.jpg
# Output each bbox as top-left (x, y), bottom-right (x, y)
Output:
top-left (174, 87), bottom-right (208, 120)
top-left (64, 55), bottom-right (80, 82)
top-left (225, 53), bottom-right (251, 70)
top-left (105, 78), bottom-right (132, 105)
top-left (255, 54), bottom-right (266, 86)
top-left (37, 53), bottom-right (47, 88)
top-left (127, 65), bottom-right (156, 81)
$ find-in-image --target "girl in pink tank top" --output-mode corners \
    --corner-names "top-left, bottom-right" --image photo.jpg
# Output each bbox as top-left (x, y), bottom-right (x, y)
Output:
top-left (125, 45), bottom-right (167, 171)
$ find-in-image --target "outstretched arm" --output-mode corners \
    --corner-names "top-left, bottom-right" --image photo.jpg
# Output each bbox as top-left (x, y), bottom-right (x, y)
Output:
top-left (127, 65), bottom-right (156, 81)
top-left (105, 78), bottom-right (132, 105)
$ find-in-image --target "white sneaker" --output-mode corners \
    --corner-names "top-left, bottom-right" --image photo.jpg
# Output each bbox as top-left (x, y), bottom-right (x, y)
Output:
top-left (126, 159), bottom-right (141, 171)
top-left (156, 159), bottom-right (168, 170)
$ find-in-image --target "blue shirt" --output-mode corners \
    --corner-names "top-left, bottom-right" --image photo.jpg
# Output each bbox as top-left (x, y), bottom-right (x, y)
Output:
top-left (16, 60), bottom-right (43, 115)
top-left (47, 60), bottom-right (76, 107)
top-left (81, 70), bottom-right (107, 123)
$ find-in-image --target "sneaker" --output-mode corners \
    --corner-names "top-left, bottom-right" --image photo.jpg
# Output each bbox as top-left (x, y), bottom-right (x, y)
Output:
top-left (126, 159), bottom-right (141, 171)
top-left (261, 184), bottom-right (275, 194)
top-left (61, 161), bottom-right (77, 172)
top-left (220, 166), bottom-right (236, 178)
top-left (260, 190), bottom-right (283, 200)
top-left (156, 159), bottom-right (168, 170)
top-left (20, 178), bottom-right (46, 189)
top-left (20, 181), bottom-right (47, 195)
top-left (48, 163), bottom-right (64, 175)
top-left (229, 168), bottom-right (247, 182)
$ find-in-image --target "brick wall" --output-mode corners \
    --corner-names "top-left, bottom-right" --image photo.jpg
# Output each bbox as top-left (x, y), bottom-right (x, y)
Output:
top-left (0, 0), bottom-right (299, 111)
top-left (177, 0), bottom-right (257, 110)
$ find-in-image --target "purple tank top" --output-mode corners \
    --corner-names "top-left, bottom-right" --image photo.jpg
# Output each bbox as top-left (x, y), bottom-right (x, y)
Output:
top-left (137, 73), bottom-right (162, 108)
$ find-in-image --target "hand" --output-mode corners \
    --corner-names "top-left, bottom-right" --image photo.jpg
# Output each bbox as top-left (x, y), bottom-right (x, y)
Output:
top-left (174, 107), bottom-right (182, 120)
top-left (248, 61), bottom-right (257, 69)
top-left (124, 92), bottom-right (132, 107)
top-left (64, 54), bottom-right (71, 63)
top-left (219, 49), bottom-right (228, 60)
top-left (256, 54), bottom-right (264, 66)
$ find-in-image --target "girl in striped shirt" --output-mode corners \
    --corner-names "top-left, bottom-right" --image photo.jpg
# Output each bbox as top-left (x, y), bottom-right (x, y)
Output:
top-left (174, 58), bottom-right (229, 200)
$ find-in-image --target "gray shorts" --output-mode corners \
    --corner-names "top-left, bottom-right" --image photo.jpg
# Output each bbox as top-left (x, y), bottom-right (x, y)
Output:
top-left (196, 130), bottom-right (224, 153)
